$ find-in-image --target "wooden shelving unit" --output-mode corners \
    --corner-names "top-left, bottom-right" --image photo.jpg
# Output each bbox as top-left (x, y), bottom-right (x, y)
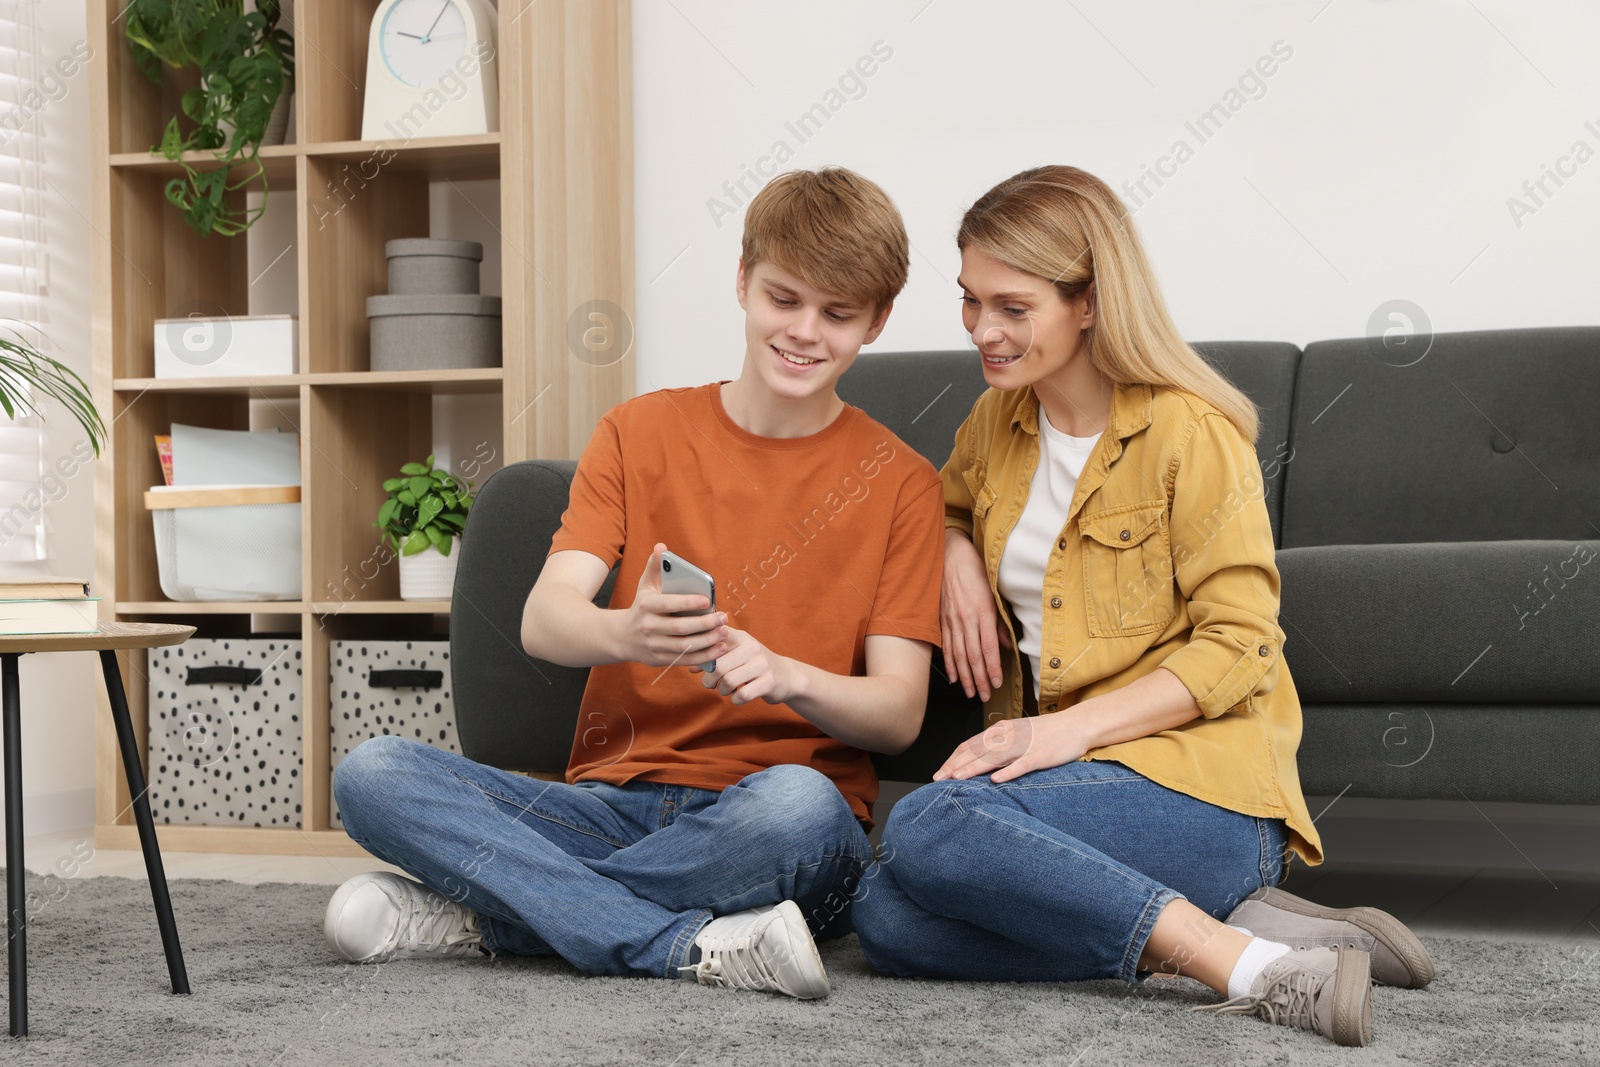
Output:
top-left (87, 0), bottom-right (634, 856)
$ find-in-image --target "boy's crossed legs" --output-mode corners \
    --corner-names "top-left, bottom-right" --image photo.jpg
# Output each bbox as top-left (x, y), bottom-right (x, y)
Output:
top-left (327, 735), bottom-right (872, 992)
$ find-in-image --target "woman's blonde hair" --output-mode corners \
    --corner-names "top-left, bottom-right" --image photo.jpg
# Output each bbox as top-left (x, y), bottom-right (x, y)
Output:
top-left (957, 165), bottom-right (1259, 443)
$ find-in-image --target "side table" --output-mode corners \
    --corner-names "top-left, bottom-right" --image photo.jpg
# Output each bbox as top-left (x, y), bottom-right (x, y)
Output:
top-left (2, 621), bottom-right (196, 1037)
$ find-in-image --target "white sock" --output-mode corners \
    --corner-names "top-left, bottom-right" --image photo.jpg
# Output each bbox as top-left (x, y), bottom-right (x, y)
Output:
top-left (1227, 936), bottom-right (1291, 999)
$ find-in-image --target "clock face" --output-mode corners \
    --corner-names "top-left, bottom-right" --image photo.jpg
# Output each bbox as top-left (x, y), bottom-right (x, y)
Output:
top-left (378, 0), bottom-right (470, 88)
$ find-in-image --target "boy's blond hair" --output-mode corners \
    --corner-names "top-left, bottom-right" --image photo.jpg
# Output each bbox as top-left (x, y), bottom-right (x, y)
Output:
top-left (742, 168), bottom-right (909, 314)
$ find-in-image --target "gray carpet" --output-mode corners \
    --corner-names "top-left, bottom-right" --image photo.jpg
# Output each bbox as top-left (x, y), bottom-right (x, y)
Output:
top-left (0, 867), bottom-right (1595, 1066)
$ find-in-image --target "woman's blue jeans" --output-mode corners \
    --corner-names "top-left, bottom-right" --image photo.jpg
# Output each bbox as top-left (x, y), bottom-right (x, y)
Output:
top-left (853, 760), bottom-right (1289, 985)
top-left (332, 736), bottom-right (873, 978)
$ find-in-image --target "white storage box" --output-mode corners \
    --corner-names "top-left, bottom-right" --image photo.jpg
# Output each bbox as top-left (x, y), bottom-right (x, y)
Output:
top-left (146, 484), bottom-right (302, 601)
top-left (328, 639), bottom-right (459, 827)
top-left (146, 638), bottom-right (303, 828)
top-left (154, 313), bottom-right (297, 378)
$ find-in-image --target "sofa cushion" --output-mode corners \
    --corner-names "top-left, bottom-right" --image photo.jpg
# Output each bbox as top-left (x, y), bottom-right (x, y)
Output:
top-left (835, 350), bottom-right (989, 469)
top-left (1277, 540), bottom-right (1599, 703)
top-left (848, 344), bottom-right (1302, 544)
top-left (1192, 341), bottom-right (1301, 546)
top-left (1299, 704), bottom-right (1600, 805)
top-left (1282, 326), bottom-right (1600, 547)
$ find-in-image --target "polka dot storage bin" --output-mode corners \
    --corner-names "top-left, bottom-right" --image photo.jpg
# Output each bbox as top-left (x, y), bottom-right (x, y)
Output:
top-left (328, 639), bottom-right (460, 827)
top-left (146, 638), bottom-right (302, 828)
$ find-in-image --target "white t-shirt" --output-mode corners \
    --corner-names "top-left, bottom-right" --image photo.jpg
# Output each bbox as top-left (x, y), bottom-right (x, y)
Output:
top-left (996, 408), bottom-right (1102, 701)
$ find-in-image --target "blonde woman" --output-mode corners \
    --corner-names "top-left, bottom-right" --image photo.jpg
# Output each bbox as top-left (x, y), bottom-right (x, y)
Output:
top-left (853, 166), bottom-right (1432, 1047)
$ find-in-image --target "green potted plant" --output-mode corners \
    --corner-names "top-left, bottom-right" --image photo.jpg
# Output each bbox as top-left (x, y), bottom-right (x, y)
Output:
top-left (375, 454), bottom-right (474, 601)
top-left (0, 326), bottom-right (107, 455)
top-left (124, 0), bottom-right (295, 237)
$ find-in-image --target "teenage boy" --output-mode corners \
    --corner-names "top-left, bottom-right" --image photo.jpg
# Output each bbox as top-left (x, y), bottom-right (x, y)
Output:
top-left (323, 168), bottom-right (944, 999)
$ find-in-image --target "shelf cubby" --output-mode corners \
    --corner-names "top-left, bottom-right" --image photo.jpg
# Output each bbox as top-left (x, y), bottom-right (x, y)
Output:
top-left (106, 23), bottom-right (201, 157)
top-left (301, 153), bottom-right (429, 375)
top-left (110, 390), bottom-right (257, 606)
top-left (296, 0), bottom-right (384, 145)
top-left (304, 384), bottom-right (431, 608)
top-left (107, 169), bottom-right (252, 381)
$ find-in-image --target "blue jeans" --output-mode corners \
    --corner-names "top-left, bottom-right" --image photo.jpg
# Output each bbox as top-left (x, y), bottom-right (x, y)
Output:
top-left (853, 760), bottom-right (1288, 985)
top-left (332, 736), bottom-right (873, 978)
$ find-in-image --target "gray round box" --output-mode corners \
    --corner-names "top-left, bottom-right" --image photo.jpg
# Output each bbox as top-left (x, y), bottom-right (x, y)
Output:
top-left (367, 294), bottom-right (503, 371)
top-left (385, 238), bottom-right (483, 295)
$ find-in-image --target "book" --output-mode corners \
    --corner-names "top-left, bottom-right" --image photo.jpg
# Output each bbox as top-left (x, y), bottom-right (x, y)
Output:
top-left (0, 575), bottom-right (90, 600)
top-left (155, 434), bottom-right (173, 486)
top-left (0, 597), bottom-right (99, 635)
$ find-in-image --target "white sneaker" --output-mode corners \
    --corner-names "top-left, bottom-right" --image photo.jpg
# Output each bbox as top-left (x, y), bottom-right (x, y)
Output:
top-left (678, 900), bottom-right (829, 999)
top-left (323, 871), bottom-right (486, 963)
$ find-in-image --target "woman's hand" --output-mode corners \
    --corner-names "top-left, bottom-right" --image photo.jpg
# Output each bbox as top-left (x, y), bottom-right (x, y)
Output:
top-left (941, 529), bottom-right (1011, 701)
top-left (933, 711), bottom-right (1091, 783)
top-left (694, 626), bottom-right (800, 706)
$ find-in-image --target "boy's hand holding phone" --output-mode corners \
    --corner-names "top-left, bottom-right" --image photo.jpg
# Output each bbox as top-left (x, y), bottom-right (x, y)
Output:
top-left (693, 627), bottom-right (803, 707)
top-left (617, 543), bottom-right (729, 669)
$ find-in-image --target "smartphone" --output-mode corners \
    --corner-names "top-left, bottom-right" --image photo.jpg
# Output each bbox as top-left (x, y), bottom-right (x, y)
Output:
top-left (660, 550), bottom-right (717, 672)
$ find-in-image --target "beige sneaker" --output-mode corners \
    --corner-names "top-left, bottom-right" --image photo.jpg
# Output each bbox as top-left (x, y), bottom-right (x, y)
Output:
top-left (1228, 886), bottom-right (1435, 989)
top-left (323, 871), bottom-right (486, 964)
top-left (678, 900), bottom-right (829, 999)
top-left (1193, 946), bottom-right (1374, 1047)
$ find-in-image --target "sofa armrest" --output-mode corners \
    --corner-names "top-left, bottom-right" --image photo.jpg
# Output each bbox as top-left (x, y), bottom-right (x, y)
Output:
top-left (450, 460), bottom-right (615, 773)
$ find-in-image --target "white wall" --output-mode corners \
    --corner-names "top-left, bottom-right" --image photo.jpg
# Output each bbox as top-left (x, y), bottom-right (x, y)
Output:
top-left (2, 0), bottom-right (99, 834)
top-left (632, 0), bottom-right (1599, 388)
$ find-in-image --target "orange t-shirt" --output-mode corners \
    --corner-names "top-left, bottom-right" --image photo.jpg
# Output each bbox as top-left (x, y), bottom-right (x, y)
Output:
top-left (549, 382), bottom-right (945, 824)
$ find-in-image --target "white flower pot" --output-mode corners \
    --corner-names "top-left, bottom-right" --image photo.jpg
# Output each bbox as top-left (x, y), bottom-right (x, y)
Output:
top-left (398, 538), bottom-right (460, 601)
top-left (262, 89), bottom-right (292, 147)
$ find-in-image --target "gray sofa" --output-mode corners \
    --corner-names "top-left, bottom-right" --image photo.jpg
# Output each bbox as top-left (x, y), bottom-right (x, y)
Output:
top-left (449, 326), bottom-right (1600, 809)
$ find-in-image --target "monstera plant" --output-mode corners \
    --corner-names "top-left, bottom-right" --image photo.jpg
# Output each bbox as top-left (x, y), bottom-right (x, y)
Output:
top-left (124, 0), bottom-right (295, 236)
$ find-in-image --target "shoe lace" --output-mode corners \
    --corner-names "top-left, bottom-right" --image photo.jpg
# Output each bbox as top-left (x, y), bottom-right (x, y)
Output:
top-left (678, 941), bottom-right (780, 991)
top-left (1191, 963), bottom-right (1321, 1032)
top-left (397, 895), bottom-right (482, 956)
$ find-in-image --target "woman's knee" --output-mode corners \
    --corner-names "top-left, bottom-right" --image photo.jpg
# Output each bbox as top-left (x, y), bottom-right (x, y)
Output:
top-left (879, 779), bottom-right (981, 858)
top-left (850, 866), bottom-right (893, 967)
top-left (850, 863), bottom-right (917, 977)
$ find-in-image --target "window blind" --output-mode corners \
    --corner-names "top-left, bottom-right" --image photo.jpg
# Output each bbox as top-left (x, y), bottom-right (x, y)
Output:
top-left (0, 0), bottom-right (48, 563)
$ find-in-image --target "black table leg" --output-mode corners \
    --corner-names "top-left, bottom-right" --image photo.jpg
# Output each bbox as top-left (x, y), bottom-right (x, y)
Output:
top-left (99, 649), bottom-right (189, 996)
top-left (3, 654), bottom-right (26, 1037)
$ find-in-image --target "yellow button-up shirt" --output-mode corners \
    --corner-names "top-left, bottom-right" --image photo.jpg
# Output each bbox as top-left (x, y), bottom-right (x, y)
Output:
top-left (941, 379), bottom-right (1323, 866)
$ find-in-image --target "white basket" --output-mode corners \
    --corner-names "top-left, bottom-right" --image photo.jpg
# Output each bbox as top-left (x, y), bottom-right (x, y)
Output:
top-left (147, 485), bottom-right (303, 601)
top-left (146, 638), bottom-right (303, 828)
top-left (327, 639), bottom-right (459, 827)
